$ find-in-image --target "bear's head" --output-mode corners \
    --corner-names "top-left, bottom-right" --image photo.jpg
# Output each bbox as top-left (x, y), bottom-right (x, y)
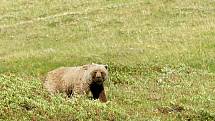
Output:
top-left (83, 64), bottom-right (108, 85)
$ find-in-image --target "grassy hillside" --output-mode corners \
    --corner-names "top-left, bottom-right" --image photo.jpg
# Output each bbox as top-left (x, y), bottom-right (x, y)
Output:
top-left (0, 0), bottom-right (215, 120)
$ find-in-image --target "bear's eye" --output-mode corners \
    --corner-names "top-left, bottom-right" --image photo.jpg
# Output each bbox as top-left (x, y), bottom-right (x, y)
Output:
top-left (101, 72), bottom-right (105, 76)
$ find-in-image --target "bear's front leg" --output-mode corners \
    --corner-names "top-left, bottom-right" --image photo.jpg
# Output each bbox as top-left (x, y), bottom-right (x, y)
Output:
top-left (98, 89), bottom-right (107, 102)
top-left (90, 83), bottom-right (107, 103)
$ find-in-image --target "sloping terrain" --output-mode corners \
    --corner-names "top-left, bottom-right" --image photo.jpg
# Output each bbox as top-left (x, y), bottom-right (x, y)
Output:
top-left (0, 0), bottom-right (215, 120)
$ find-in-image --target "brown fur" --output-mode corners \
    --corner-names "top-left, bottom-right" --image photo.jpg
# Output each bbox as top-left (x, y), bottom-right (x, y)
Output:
top-left (44, 64), bottom-right (108, 102)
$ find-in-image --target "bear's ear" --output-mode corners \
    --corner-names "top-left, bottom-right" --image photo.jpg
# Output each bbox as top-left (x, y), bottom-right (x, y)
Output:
top-left (82, 64), bottom-right (89, 70)
top-left (104, 65), bottom-right (108, 70)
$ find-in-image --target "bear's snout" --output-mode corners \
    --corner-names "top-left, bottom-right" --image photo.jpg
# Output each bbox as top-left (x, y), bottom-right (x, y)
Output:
top-left (95, 72), bottom-right (102, 78)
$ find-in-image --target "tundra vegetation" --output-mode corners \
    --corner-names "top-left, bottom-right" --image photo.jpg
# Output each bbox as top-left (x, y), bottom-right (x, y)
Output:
top-left (0, 0), bottom-right (215, 120)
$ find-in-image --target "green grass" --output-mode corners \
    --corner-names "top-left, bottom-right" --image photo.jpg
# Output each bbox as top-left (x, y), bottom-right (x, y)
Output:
top-left (0, 0), bottom-right (215, 120)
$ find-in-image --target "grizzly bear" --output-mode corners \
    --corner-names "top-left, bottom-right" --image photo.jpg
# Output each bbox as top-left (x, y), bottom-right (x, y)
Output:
top-left (44, 64), bottom-right (108, 102)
